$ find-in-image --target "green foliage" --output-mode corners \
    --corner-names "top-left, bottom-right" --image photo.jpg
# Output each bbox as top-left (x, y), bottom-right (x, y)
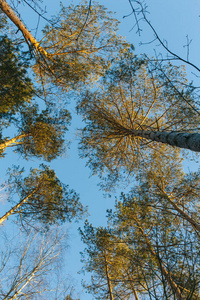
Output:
top-left (15, 104), bottom-right (71, 161)
top-left (78, 51), bottom-right (198, 188)
top-left (136, 150), bottom-right (200, 220)
top-left (0, 102), bottom-right (71, 161)
top-left (35, 1), bottom-right (129, 90)
top-left (0, 36), bottom-right (34, 116)
top-left (79, 145), bottom-right (200, 298)
top-left (80, 222), bottom-right (119, 299)
top-left (80, 183), bottom-right (200, 299)
top-left (80, 219), bottom-right (155, 299)
top-left (6, 165), bottom-right (86, 227)
top-left (112, 188), bottom-right (200, 298)
top-left (0, 32), bottom-right (72, 163)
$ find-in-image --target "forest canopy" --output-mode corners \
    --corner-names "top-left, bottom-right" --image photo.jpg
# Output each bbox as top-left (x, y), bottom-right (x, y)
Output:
top-left (0, 0), bottom-right (200, 299)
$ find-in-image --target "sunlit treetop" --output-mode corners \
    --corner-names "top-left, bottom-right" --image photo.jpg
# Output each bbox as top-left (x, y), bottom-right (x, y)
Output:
top-left (33, 0), bottom-right (130, 91)
top-left (15, 104), bottom-right (71, 161)
top-left (107, 187), bottom-right (200, 298)
top-left (0, 103), bottom-right (71, 161)
top-left (6, 164), bottom-right (86, 227)
top-left (77, 51), bottom-right (199, 189)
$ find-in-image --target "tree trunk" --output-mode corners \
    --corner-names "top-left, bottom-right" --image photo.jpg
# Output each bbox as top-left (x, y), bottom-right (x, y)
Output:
top-left (103, 251), bottom-right (114, 300)
top-left (129, 129), bottom-right (200, 152)
top-left (0, 0), bottom-right (48, 57)
top-left (0, 134), bottom-right (28, 150)
top-left (127, 271), bottom-right (140, 300)
top-left (133, 217), bottom-right (185, 300)
top-left (8, 271), bottom-right (36, 300)
top-left (161, 189), bottom-right (200, 234)
top-left (132, 286), bottom-right (139, 300)
top-left (0, 187), bottom-right (39, 225)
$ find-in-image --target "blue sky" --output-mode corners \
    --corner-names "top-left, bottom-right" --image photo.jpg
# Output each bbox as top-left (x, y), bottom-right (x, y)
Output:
top-left (1, 1), bottom-right (200, 299)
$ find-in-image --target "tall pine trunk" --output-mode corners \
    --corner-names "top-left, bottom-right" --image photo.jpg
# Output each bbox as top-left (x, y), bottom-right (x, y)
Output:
top-left (103, 251), bottom-right (114, 300)
top-left (129, 129), bottom-right (200, 152)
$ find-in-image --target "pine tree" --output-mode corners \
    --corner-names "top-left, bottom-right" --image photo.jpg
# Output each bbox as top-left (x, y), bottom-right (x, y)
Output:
top-left (0, 0), bottom-right (128, 91)
top-left (109, 188), bottom-right (200, 299)
top-left (0, 104), bottom-right (71, 161)
top-left (78, 52), bottom-right (199, 187)
top-left (1, 165), bottom-right (85, 227)
top-left (80, 223), bottom-right (116, 300)
top-left (80, 182), bottom-right (200, 299)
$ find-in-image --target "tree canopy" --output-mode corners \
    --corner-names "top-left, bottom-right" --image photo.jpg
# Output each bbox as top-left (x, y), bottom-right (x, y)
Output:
top-left (0, 36), bottom-right (33, 116)
top-left (2, 164), bottom-right (85, 227)
top-left (0, 1), bottom-right (200, 299)
top-left (78, 51), bottom-right (199, 189)
top-left (81, 181), bottom-right (200, 299)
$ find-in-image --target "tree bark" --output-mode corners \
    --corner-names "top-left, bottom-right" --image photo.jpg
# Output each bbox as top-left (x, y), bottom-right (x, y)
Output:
top-left (133, 217), bottom-right (185, 300)
top-left (129, 129), bottom-right (200, 152)
top-left (0, 187), bottom-right (39, 225)
top-left (127, 271), bottom-right (140, 300)
top-left (0, 0), bottom-right (48, 57)
top-left (103, 251), bottom-right (114, 300)
top-left (0, 133), bottom-right (28, 150)
top-left (161, 189), bottom-right (200, 234)
top-left (132, 285), bottom-right (139, 300)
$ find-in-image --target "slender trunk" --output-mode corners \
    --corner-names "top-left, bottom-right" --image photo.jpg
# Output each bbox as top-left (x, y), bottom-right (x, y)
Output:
top-left (127, 270), bottom-right (139, 300)
top-left (161, 189), bottom-right (200, 233)
top-left (6, 271), bottom-right (36, 300)
top-left (0, 187), bottom-right (39, 225)
top-left (133, 217), bottom-right (185, 300)
top-left (129, 129), bottom-right (200, 152)
top-left (0, 0), bottom-right (48, 57)
top-left (103, 251), bottom-right (114, 300)
top-left (0, 134), bottom-right (28, 150)
top-left (132, 286), bottom-right (139, 300)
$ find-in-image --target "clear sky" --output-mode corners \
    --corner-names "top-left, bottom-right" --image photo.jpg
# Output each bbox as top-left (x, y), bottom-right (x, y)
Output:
top-left (1, 1), bottom-right (200, 299)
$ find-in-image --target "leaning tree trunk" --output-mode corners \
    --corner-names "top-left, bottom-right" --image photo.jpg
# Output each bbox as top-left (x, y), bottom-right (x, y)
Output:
top-left (0, 186), bottom-right (39, 225)
top-left (0, 0), bottom-right (48, 57)
top-left (129, 129), bottom-right (200, 152)
top-left (0, 134), bottom-right (29, 151)
top-left (160, 188), bottom-right (200, 234)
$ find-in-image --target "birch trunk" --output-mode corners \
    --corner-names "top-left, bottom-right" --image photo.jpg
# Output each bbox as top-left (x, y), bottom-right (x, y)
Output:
top-left (7, 271), bottom-right (36, 300)
top-left (129, 129), bottom-right (200, 152)
top-left (0, 187), bottom-right (39, 225)
top-left (0, 0), bottom-right (48, 57)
